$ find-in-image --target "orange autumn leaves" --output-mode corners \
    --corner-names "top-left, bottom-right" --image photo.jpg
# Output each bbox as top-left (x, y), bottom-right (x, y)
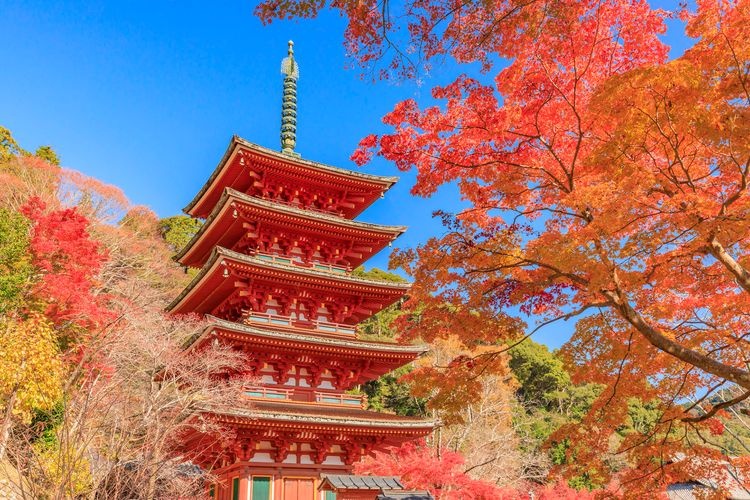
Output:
top-left (260, 0), bottom-right (750, 492)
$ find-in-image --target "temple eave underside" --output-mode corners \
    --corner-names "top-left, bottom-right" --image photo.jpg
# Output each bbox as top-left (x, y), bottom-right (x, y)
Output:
top-left (168, 248), bottom-right (409, 325)
top-left (176, 188), bottom-right (406, 269)
top-left (185, 137), bottom-right (398, 219)
top-left (182, 407), bottom-right (434, 471)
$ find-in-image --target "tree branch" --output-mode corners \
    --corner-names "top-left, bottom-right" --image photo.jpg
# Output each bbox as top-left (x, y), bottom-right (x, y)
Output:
top-left (602, 288), bottom-right (750, 389)
top-left (708, 235), bottom-right (750, 294)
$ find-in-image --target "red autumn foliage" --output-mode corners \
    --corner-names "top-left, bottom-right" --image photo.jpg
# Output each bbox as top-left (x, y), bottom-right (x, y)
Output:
top-left (21, 196), bottom-right (112, 330)
top-left (532, 482), bottom-right (599, 500)
top-left (259, 0), bottom-right (750, 492)
top-left (355, 440), bottom-right (604, 499)
top-left (354, 441), bottom-right (508, 499)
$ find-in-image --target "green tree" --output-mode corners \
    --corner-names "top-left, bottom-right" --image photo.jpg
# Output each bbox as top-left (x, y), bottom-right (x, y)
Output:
top-left (0, 126), bottom-right (28, 162)
top-left (0, 208), bottom-right (33, 314)
top-left (354, 266), bottom-right (407, 342)
top-left (352, 267), bottom-right (425, 415)
top-left (362, 365), bottom-right (426, 417)
top-left (157, 215), bottom-right (202, 253)
top-left (352, 266), bottom-right (407, 283)
top-left (509, 340), bottom-right (571, 407)
top-left (35, 146), bottom-right (60, 166)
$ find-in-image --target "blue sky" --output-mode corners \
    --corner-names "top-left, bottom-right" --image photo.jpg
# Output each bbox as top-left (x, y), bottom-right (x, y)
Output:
top-left (0, 0), bottom-right (457, 263)
top-left (0, 0), bottom-right (691, 347)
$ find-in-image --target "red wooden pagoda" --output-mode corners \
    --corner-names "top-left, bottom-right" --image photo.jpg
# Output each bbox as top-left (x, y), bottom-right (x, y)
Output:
top-left (169, 41), bottom-right (433, 500)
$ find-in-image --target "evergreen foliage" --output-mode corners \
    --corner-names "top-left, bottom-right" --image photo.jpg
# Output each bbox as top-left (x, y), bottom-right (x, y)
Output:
top-left (157, 215), bottom-right (202, 253)
top-left (35, 146), bottom-right (60, 166)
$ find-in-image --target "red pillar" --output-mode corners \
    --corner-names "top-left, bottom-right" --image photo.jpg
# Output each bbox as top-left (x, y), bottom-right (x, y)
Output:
top-left (238, 468), bottom-right (250, 500)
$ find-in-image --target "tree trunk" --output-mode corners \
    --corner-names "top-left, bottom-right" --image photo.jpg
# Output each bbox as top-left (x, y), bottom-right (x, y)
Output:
top-left (0, 386), bottom-right (19, 461)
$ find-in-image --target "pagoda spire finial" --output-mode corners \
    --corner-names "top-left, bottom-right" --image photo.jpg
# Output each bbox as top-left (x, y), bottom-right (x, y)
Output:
top-left (280, 40), bottom-right (300, 157)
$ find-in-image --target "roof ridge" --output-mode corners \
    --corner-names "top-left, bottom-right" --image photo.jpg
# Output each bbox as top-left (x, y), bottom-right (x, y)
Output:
top-left (223, 187), bottom-right (408, 232)
top-left (184, 136), bottom-right (399, 215)
top-left (168, 246), bottom-right (410, 313)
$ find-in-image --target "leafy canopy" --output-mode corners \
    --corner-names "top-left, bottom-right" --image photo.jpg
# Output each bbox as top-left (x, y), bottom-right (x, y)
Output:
top-left (259, 0), bottom-right (750, 490)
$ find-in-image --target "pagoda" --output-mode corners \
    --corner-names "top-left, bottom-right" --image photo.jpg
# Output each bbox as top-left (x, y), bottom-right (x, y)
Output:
top-left (169, 42), bottom-right (434, 500)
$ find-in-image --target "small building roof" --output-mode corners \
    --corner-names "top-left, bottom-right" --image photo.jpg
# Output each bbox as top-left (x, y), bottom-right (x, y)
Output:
top-left (318, 475), bottom-right (403, 491)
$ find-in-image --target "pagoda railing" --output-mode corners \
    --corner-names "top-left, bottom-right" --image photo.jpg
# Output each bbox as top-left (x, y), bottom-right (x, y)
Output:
top-left (252, 251), bottom-right (350, 275)
top-left (245, 387), bottom-right (292, 400)
top-left (314, 391), bottom-right (366, 408)
top-left (244, 387), bottom-right (366, 408)
top-left (260, 195), bottom-right (345, 218)
top-left (244, 311), bottom-right (357, 336)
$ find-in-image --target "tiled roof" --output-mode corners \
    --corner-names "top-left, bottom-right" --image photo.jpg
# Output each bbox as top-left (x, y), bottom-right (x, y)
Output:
top-left (185, 316), bottom-right (428, 356)
top-left (175, 187), bottom-right (406, 263)
top-left (319, 475), bottom-right (403, 491)
top-left (217, 247), bottom-right (411, 287)
top-left (184, 136), bottom-right (398, 215)
top-left (210, 400), bottom-right (436, 429)
top-left (168, 246), bottom-right (410, 312)
top-left (234, 137), bottom-right (399, 184)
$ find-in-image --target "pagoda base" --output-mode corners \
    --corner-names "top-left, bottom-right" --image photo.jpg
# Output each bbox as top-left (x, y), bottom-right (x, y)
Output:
top-left (209, 464), bottom-right (345, 500)
top-left (185, 406), bottom-right (433, 500)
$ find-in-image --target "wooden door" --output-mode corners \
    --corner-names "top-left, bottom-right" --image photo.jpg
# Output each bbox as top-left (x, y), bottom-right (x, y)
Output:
top-left (282, 478), bottom-right (315, 500)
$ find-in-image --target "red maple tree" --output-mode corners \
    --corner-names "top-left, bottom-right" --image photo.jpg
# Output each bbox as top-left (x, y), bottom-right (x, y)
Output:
top-left (259, 0), bottom-right (750, 491)
top-left (21, 197), bottom-right (112, 331)
top-left (355, 441), bottom-right (508, 499)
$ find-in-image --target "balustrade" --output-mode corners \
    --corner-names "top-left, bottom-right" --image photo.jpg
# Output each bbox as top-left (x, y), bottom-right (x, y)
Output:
top-left (244, 386), bottom-right (366, 408)
top-left (314, 391), bottom-right (365, 407)
top-left (252, 250), bottom-right (350, 274)
top-left (245, 387), bottom-right (292, 400)
top-left (244, 311), bottom-right (357, 336)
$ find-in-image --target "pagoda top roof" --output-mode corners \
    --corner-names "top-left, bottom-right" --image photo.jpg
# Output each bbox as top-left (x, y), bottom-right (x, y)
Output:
top-left (187, 317), bottom-right (428, 356)
top-left (168, 246), bottom-right (410, 316)
top-left (210, 400), bottom-right (436, 430)
top-left (184, 136), bottom-right (399, 219)
top-left (175, 188), bottom-right (406, 268)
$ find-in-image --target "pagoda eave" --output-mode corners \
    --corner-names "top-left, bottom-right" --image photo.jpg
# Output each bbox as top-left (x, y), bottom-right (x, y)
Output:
top-left (176, 187), bottom-right (406, 269)
top-left (180, 406), bottom-right (435, 471)
top-left (185, 318), bottom-right (427, 386)
top-left (184, 137), bottom-right (398, 219)
top-left (168, 247), bottom-right (410, 318)
top-left (172, 46), bottom-right (432, 495)
top-left (189, 317), bottom-right (427, 359)
top-left (205, 402), bottom-right (436, 433)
